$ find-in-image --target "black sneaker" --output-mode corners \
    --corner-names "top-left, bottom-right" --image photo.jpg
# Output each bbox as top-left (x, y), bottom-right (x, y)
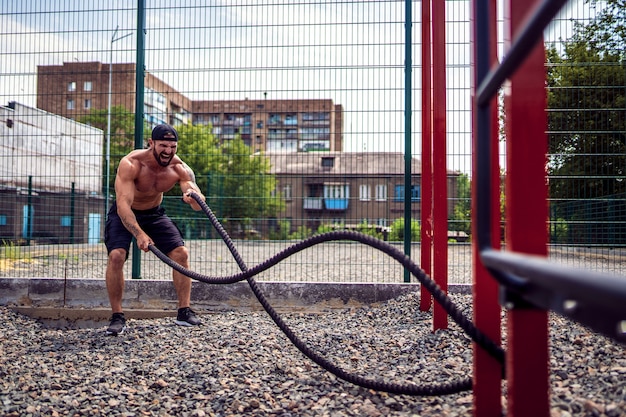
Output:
top-left (106, 312), bottom-right (126, 336)
top-left (175, 307), bottom-right (202, 327)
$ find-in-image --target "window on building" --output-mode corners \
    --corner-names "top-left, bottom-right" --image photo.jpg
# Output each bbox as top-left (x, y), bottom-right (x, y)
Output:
top-left (268, 129), bottom-right (283, 140)
top-left (377, 218), bottom-right (388, 227)
top-left (286, 129), bottom-right (297, 139)
top-left (302, 112), bottom-right (330, 123)
top-left (60, 216), bottom-right (72, 227)
top-left (67, 82), bottom-right (76, 92)
top-left (284, 114), bottom-right (298, 125)
top-left (283, 184), bottom-right (292, 200)
top-left (0, 215), bottom-right (6, 226)
top-left (84, 81), bottom-right (92, 91)
top-left (222, 126), bottom-right (236, 138)
top-left (359, 184), bottom-right (371, 201)
top-left (394, 185), bottom-right (420, 202)
top-left (324, 184), bottom-right (348, 199)
top-left (84, 99), bottom-right (91, 109)
top-left (300, 127), bottom-right (330, 140)
top-left (268, 114), bottom-right (281, 125)
top-left (321, 157), bottom-right (334, 168)
top-left (375, 184), bottom-right (387, 201)
top-left (256, 120), bottom-right (264, 129)
top-left (67, 100), bottom-right (75, 110)
top-left (395, 185), bottom-right (403, 202)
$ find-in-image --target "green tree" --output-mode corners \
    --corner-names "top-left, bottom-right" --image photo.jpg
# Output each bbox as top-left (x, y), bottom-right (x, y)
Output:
top-left (80, 119), bottom-right (286, 239)
top-left (289, 225), bottom-right (313, 240)
top-left (546, 0), bottom-right (625, 242)
top-left (356, 220), bottom-right (384, 239)
top-left (389, 217), bottom-right (421, 242)
top-left (217, 139), bottom-right (285, 236)
top-left (269, 219), bottom-right (292, 240)
top-left (79, 106), bottom-right (136, 193)
top-left (174, 123), bottom-right (222, 197)
top-left (169, 125), bottom-right (285, 238)
top-left (316, 223), bottom-right (335, 234)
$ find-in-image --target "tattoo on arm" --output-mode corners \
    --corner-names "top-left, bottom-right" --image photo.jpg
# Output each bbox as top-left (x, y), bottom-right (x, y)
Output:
top-left (182, 162), bottom-right (200, 193)
top-left (120, 214), bottom-right (142, 237)
top-left (182, 162), bottom-right (196, 183)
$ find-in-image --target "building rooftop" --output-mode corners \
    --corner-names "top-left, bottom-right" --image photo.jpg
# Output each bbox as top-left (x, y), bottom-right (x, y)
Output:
top-left (268, 152), bottom-right (425, 176)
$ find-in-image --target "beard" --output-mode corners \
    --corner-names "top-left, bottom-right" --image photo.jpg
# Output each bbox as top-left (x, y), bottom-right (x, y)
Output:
top-left (153, 148), bottom-right (173, 167)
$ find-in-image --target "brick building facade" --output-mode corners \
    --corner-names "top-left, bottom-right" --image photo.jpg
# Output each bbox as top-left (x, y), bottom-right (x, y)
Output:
top-left (36, 62), bottom-right (342, 152)
top-left (37, 62), bottom-right (192, 127)
top-left (268, 152), bottom-right (457, 234)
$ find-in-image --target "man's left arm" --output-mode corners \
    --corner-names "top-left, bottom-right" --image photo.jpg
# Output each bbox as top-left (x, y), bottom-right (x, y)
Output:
top-left (179, 162), bottom-right (205, 211)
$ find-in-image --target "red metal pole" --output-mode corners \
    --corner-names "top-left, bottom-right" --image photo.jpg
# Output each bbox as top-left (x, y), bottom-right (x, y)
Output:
top-left (504, 0), bottom-right (550, 415)
top-left (432, 0), bottom-right (447, 330)
top-left (420, 0), bottom-right (433, 312)
top-left (470, 0), bottom-right (503, 413)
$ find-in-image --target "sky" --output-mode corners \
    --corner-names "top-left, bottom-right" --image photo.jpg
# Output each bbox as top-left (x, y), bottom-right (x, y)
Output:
top-left (0, 0), bottom-right (597, 175)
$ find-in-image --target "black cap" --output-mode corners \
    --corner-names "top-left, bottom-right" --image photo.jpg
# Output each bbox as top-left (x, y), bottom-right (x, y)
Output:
top-left (152, 124), bottom-right (178, 141)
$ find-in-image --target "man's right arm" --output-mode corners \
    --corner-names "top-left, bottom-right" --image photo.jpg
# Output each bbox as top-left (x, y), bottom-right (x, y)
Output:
top-left (115, 158), bottom-right (153, 251)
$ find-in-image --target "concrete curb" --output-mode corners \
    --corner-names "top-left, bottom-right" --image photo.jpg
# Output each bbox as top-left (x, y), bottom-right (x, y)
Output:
top-left (0, 278), bottom-right (472, 325)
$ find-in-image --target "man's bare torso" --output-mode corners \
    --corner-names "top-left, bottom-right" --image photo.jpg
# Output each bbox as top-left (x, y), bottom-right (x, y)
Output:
top-left (120, 148), bottom-right (185, 210)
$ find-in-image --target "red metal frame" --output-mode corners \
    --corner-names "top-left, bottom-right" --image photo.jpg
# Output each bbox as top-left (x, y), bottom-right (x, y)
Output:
top-left (503, 0), bottom-right (550, 415)
top-left (471, 0), bottom-right (503, 414)
top-left (432, 0), bottom-right (448, 331)
top-left (420, 0), bottom-right (433, 313)
top-left (470, 0), bottom-right (551, 414)
top-left (428, 0), bottom-right (552, 411)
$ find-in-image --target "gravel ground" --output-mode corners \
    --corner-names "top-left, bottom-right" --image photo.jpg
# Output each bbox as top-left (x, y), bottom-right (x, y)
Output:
top-left (1, 292), bottom-right (625, 417)
top-left (2, 241), bottom-right (626, 416)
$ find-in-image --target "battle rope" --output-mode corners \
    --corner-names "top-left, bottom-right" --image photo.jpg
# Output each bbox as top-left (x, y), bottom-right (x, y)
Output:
top-left (148, 192), bottom-right (505, 396)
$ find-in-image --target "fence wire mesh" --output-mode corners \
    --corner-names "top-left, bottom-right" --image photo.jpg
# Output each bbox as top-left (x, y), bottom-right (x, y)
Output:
top-left (0, 0), bottom-right (624, 282)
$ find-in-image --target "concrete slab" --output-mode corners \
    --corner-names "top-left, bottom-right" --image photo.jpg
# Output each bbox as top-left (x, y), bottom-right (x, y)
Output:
top-left (1, 277), bottom-right (471, 326)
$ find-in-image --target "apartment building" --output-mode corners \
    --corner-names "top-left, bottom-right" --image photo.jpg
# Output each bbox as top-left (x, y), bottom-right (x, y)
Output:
top-left (36, 62), bottom-right (192, 128)
top-left (268, 152), bottom-right (458, 233)
top-left (193, 98), bottom-right (343, 153)
top-left (36, 62), bottom-right (342, 152)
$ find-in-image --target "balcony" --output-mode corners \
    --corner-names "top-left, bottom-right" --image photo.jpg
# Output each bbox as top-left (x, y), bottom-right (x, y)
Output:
top-left (324, 198), bottom-right (349, 211)
top-left (303, 197), bottom-right (323, 210)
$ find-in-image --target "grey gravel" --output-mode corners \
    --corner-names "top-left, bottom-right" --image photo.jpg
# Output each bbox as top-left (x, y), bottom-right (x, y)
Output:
top-left (1, 293), bottom-right (625, 417)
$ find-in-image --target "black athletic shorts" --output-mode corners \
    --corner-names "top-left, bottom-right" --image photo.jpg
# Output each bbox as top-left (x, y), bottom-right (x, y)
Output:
top-left (104, 202), bottom-right (184, 256)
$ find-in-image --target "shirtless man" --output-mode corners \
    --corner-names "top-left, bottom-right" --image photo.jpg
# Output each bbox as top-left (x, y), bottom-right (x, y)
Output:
top-left (104, 123), bottom-right (205, 335)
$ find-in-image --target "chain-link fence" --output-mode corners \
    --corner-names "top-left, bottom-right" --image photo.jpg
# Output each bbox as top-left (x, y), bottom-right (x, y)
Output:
top-left (0, 0), bottom-right (624, 282)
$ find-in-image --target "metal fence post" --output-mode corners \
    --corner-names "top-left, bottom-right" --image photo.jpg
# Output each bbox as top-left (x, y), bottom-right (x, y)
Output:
top-left (132, 0), bottom-right (146, 280)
